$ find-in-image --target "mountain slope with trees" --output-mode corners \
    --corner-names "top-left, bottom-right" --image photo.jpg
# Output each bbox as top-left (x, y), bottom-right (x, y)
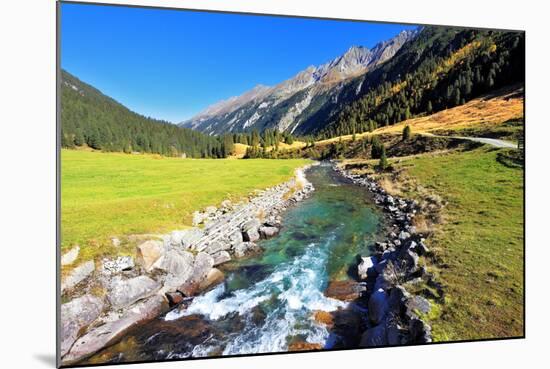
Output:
top-left (315, 26), bottom-right (524, 138)
top-left (60, 70), bottom-right (231, 158)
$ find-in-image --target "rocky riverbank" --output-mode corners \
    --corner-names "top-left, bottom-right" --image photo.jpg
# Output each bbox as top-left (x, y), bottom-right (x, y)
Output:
top-left (333, 162), bottom-right (437, 347)
top-left (60, 164), bottom-right (316, 365)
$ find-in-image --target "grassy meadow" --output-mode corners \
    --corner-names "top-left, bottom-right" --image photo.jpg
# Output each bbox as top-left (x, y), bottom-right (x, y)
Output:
top-left (388, 147), bottom-right (523, 340)
top-left (61, 149), bottom-right (310, 262)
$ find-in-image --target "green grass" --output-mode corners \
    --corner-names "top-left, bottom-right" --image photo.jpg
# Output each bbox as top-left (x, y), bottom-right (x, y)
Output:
top-left (398, 147), bottom-right (523, 341)
top-left (61, 149), bottom-right (310, 262)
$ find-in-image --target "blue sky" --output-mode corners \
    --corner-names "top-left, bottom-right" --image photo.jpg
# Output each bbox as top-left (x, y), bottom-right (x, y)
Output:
top-left (61, 3), bottom-right (417, 123)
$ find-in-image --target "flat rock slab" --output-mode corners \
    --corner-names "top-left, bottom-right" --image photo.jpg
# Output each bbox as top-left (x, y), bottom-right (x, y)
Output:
top-left (60, 294), bottom-right (104, 357)
top-left (61, 261), bottom-right (95, 294)
top-left (107, 275), bottom-right (161, 309)
top-left (62, 294), bottom-right (168, 365)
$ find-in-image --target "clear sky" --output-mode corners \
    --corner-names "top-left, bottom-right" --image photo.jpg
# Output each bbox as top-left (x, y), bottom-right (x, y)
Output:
top-left (61, 2), bottom-right (417, 123)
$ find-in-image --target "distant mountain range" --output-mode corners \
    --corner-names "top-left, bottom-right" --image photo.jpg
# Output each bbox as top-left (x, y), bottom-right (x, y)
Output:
top-left (180, 26), bottom-right (524, 138)
top-left (180, 29), bottom-right (418, 135)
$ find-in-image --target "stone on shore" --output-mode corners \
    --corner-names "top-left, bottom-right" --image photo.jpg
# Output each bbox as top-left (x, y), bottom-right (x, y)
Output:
top-left (198, 268), bottom-right (224, 292)
top-left (102, 256), bottom-right (134, 275)
top-left (241, 219), bottom-right (261, 242)
top-left (179, 228), bottom-right (204, 250)
top-left (136, 240), bottom-right (164, 272)
top-left (204, 241), bottom-right (225, 255)
top-left (233, 242), bottom-right (262, 258)
top-left (62, 295), bottom-right (168, 365)
top-left (156, 249), bottom-right (195, 291)
top-left (61, 246), bottom-right (80, 266)
top-left (357, 256), bottom-right (377, 280)
top-left (107, 275), bottom-right (161, 309)
top-left (212, 250), bottom-right (231, 266)
top-left (259, 225), bottom-right (279, 239)
top-left (359, 323), bottom-right (388, 347)
top-left (368, 288), bottom-right (389, 324)
top-left (179, 252), bottom-right (214, 296)
top-left (61, 261), bottom-right (95, 294)
top-left (60, 295), bottom-right (104, 357)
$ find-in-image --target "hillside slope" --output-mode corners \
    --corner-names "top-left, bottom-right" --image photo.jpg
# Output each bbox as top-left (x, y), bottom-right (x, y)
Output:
top-left (61, 70), bottom-right (228, 158)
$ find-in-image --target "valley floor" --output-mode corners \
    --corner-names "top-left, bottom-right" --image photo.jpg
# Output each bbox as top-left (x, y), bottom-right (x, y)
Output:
top-left (61, 149), bottom-right (310, 264)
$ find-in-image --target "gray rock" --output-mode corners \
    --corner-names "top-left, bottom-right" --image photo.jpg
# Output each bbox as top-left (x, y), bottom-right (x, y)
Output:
top-left (179, 252), bottom-right (214, 296)
top-left (205, 206), bottom-right (217, 216)
top-left (228, 229), bottom-right (243, 245)
top-left (204, 241), bottom-right (225, 255)
top-left (359, 323), bottom-right (387, 347)
top-left (414, 241), bottom-right (430, 256)
top-left (220, 199), bottom-right (232, 210)
top-left (386, 323), bottom-right (403, 345)
top-left (259, 225), bottom-right (279, 239)
top-left (192, 211), bottom-right (205, 226)
top-left (368, 288), bottom-right (389, 324)
top-left (102, 256), bottom-right (134, 275)
top-left (107, 275), bottom-right (161, 309)
top-left (212, 250), bottom-right (231, 266)
top-left (233, 242), bottom-right (262, 258)
top-left (157, 249), bottom-right (195, 290)
top-left (357, 256), bottom-right (377, 280)
top-left (60, 295), bottom-right (104, 357)
top-left (242, 219), bottom-right (261, 242)
top-left (179, 228), bottom-right (204, 250)
top-left (387, 285), bottom-right (410, 314)
top-left (408, 318), bottom-right (432, 344)
top-left (62, 295), bottom-right (168, 365)
top-left (61, 261), bottom-right (95, 293)
top-left (61, 246), bottom-right (80, 266)
top-left (404, 249), bottom-right (419, 271)
top-left (398, 231), bottom-right (411, 241)
top-left (136, 240), bottom-right (164, 272)
top-left (406, 295), bottom-right (431, 316)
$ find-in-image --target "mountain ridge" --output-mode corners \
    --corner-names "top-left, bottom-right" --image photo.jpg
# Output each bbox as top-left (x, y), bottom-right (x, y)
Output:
top-left (180, 29), bottom-right (418, 135)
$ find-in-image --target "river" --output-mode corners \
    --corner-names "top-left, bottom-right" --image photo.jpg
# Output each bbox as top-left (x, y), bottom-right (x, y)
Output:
top-left (83, 163), bottom-right (383, 364)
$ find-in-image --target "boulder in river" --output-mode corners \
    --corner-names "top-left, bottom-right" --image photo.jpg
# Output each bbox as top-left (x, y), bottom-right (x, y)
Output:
top-left (198, 268), bottom-right (225, 292)
top-left (61, 260), bottom-right (95, 294)
top-left (60, 294), bottom-right (104, 357)
top-left (107, 275), bottom-right (161, 309)
top-left (136, 240), bottom-right (164, 272)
